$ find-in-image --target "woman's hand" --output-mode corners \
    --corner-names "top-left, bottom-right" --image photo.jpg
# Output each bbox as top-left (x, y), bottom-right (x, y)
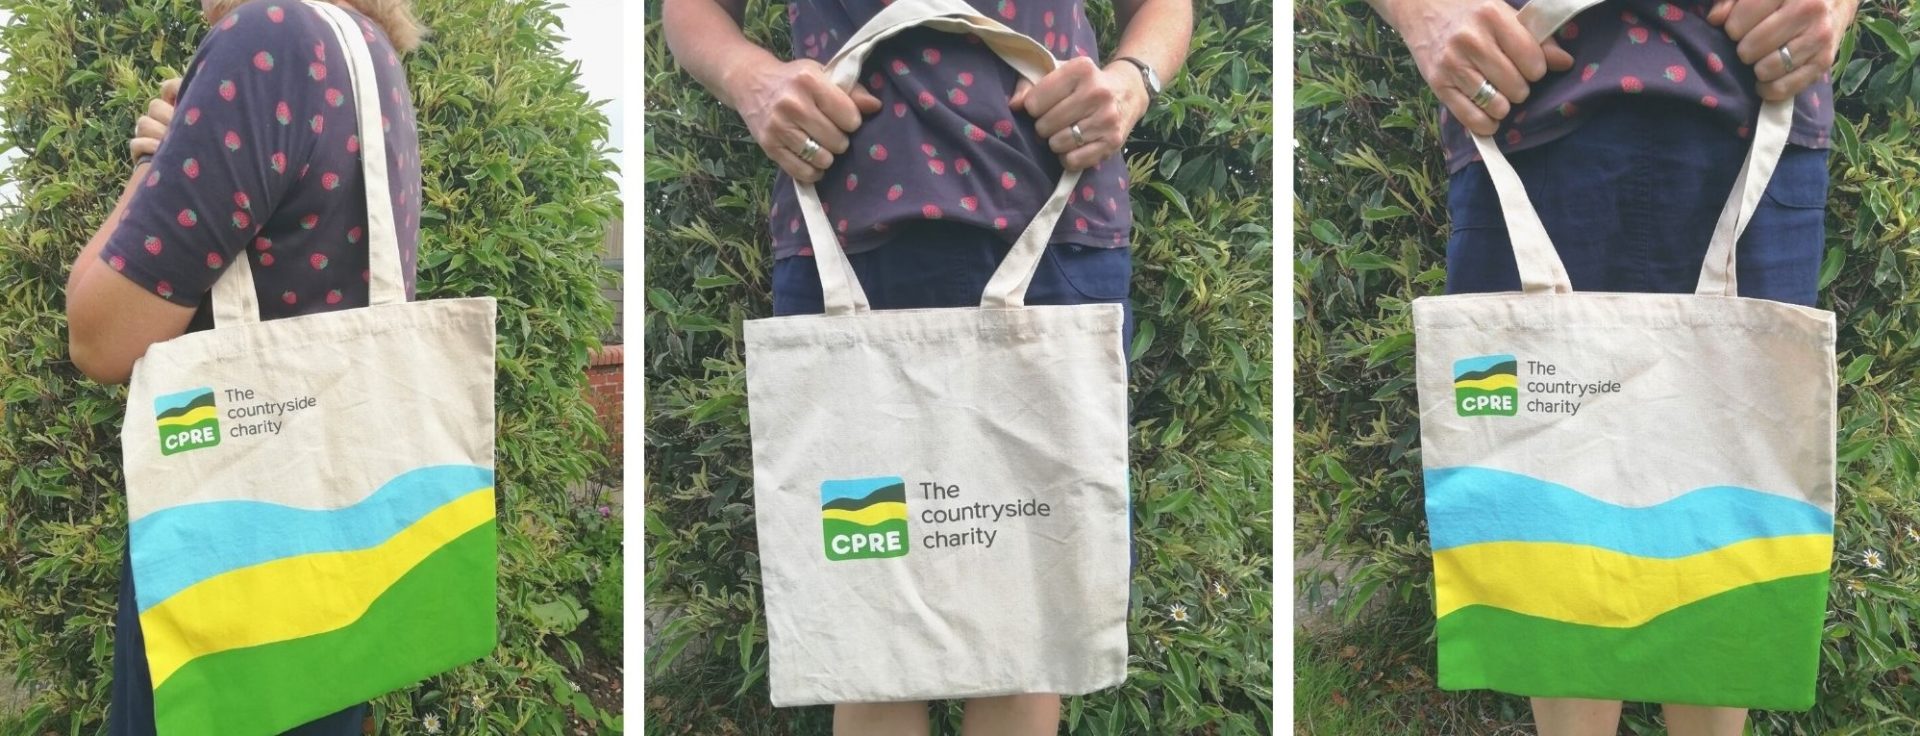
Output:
top-left (1010, 57), bottom-right (1148, 171)
top-left (1710, 0), bottom-right (1854, 101)
top-left (1372, 0), bottom-right (1573, 136)
top-left (130, 78), bottom-right (182, 163)
top-left (726, 58), bottom-right (881, 183)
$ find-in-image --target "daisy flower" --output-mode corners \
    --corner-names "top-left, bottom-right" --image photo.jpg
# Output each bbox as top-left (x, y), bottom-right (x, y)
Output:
top-left (1862, 549), bottom-right (1885, 570)
top-left (1168, 603), bottom-right (1190, 623)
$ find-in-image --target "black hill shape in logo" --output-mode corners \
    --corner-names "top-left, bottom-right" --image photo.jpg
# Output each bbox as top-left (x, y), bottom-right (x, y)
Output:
top-left (820, 482), bottom-right (907, 512)
top-left (156, 391), bottom-right (216, 421)
top-left (1454, 360), bottom-right (1519, 383)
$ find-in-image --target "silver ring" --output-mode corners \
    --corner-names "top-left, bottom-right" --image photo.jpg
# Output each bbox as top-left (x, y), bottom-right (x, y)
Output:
top-left (1470, 80), bottom-right (1497, 109)
top-left (1777, 45), bottom-right (1795, 71)
top-left (799, 138), bottom-right (821, 163)
top-left (1070, 123), bottom-right (1086, 147)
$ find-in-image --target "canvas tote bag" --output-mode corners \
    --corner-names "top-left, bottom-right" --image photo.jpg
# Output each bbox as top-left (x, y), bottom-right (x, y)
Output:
top-left (744, 0), bottom-right (1130, 707)
top-left (1414, 0), bottom-right (1836, 710)
top-left (119, 3), bottom-right (498, 733)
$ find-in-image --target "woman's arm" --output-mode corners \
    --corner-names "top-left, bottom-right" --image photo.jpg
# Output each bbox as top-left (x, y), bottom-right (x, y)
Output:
top-left (662, 0), bottom-right (879, 183)
top-left (1710, 0), bottom-right (1859, 100)
top-left (1367, 0), bottom-right (1571, 136)
top-left (1013, 0), bottom-right (1195, 171)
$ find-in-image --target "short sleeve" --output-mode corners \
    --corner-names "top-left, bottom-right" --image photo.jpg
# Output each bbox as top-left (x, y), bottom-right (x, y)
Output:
top-left (100, 3), bottom-right (327, 306)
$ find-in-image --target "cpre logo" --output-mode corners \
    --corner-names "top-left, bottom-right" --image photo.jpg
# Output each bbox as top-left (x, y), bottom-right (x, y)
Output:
top-left (1454, 354), bottom-right (1519, 417)
top-left (156, 387), bottom-right (221, 455)
top-left (821, 476), bottom-right (909, 561)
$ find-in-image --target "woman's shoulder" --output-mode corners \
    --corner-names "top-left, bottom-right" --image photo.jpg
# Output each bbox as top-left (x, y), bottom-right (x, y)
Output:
top-left (194, 1), bottom-right (342, 60)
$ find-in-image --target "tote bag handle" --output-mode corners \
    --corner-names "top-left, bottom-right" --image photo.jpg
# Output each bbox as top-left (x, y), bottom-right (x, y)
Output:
top-left (796, 0), bottom-right (1081, 316)
top-left (1479, 0), bottom-right (1794, 297)
top-left (208, 1), bottom-right (406, 326)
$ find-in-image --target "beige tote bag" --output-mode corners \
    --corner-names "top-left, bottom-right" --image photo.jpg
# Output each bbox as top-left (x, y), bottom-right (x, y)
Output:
top-left (1413, 0), bottom-right (1835, 709)
top-left (744, 0), bottom-right (1131, 707)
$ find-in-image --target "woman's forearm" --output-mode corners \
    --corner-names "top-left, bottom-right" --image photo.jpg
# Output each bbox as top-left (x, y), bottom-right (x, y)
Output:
top-left (66, 163), bottom-right (152, 297)
top-left (662, 0), bottom-right (784, 110)
top-left (1111, 0), bottom-right (1194, 85)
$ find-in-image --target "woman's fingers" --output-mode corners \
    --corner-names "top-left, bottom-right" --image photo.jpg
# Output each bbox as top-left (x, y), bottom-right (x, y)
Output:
top-left (1541, 38), bottom-right (1575, 73)
top-left (135, 115), bottom-right (169, 142)
top-left (1438, 84), bottom-right (1504, 137)
top-left (766, 138), bottom-right (831, 183)
top-left (129, 137), bottom-right (160, 161)
top-left (147, 98), bottom-right (174, 127)
top-left (1456, 30), bottom-right (1531, 105)
top-left (1758, 58), bottom-right (1825, 100)
top-left (160, 77), bottom-right (182, 105)
top-left (1723, 0), bottom-right (1786, 41)
top-left (1484, 3), bottom-right (1548, 82)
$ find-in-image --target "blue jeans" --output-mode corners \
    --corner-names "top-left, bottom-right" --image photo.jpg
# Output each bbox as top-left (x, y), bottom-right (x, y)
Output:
top-left (1445, 103), bottom-right (1828, 307)
top-left (771, 220), bottom-right (1138, 578)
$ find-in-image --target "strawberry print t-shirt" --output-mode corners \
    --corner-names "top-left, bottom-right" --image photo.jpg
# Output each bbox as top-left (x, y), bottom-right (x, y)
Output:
top-left (1440, 0), bottom-right (1833, 173)
top-left (768, 0), bottom-right (1131, 259)
top-left (101, 0), bottom-right (422, 325)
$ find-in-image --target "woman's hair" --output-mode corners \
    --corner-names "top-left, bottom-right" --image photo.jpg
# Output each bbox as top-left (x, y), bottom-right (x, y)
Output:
top-left (207, 0), bottom-right (426, 52)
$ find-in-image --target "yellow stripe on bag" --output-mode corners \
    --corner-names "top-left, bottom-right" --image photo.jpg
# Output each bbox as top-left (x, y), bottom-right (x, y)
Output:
top-left (155, 406), bottom-right (218, 427)
top-left (1433, 533), bottom-right (1832, 628)
top-left (821, 502), bottom-right (909, 526)
top-left (140, 488), bottom-right (495, 687)
top-left (1451, 375), bottom-right (1518, 391)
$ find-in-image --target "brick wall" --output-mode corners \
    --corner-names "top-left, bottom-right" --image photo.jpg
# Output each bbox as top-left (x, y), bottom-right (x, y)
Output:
top-left (586, 344), bottom-right (623, 460)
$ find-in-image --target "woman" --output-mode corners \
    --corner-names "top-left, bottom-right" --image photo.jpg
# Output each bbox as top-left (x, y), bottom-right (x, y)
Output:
top-left (661, 0), bottom-right (1191, 733)
top-left (1366, 0), bottom-right (1853, 733)
top-left (63, 1), bottom-right (425, 732)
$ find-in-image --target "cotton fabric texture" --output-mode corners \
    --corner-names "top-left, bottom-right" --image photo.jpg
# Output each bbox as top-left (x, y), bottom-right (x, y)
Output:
top-left (746, 0), bottom-right (1129, 707)
top-left (1413, 0), bottom-right (1836, 710)
top-left (119, 4), bottom-right (498, 734)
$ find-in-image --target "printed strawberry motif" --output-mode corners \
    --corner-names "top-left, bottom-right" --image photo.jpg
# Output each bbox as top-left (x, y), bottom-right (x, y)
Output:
top-left (260, 252), bottom-right (275, 266)
top-left (1707, 53), bottom-right (1725, 72)
top-left (922, 49), bottom-right (940, 64)
top-left (1621, 10), bottom-right (1639, 23)
top-left (231, 211), bottom-right (250, 229)
top-left (310, 114), bottom-right (324, 133)
top-left (348, 226), bottom-right (363, 243)
top-left (310, 62), bottom-right (327, 81)
top-left (206, 252), bottom-right (223, 268)
top-left (964, 123), bottom-right (986, 142)
top-left (958, 72), bottom-right (974, 86)
top-left (301, 214), bottom-right (319, 230)
top-left (254, 51), bottom-right (275, 71)
top-left (218, 79), bottom-right (236, 101)
top-left (231, 190), bottom-right (252, 209)
top-left (870, 73), bottom-right (884, 90)
top-left (998, 0), bottom-right (1015, 20)
top-left (948, 88), bottom-right (969, 105)
top-left (1001, 171), bottom-right (1018, 189)
top-left (845, 173), bottom-right (859, 191)
top-left (922, 204), bottom-right (944, 218)
top-left (960, 195), bottom-right (978, 211)
top-left (1074, 217), bottom-right (1088, 233)
top-left (177, 209), bottom-right (198, 227)
top-left (891, 59), bottom-right (909, 75)
top-left (1738, 125), bottom-right (1750, 138)
top-left (267, 5), bottom-right (284, 21)
top-left (1628, 27), bottom-right (1648, 44)
top-left (275, 101), bottom-right (291, 125)
top-left (108, 255), bottom-right (125, 271)
top-left (1044, 32), bottom-right (1056, 49)
top-left (893, 102), bottom-right (908, 117)
top-left (271, 152), bottom-right (287, 173)
top-left (836, 219), bottom-right (848, 233)
top-left (887, 184), bottom-right (904, 201)
top-left (347, 135), bottom-right (359, 153)
top-left (255, 236), bottom-right (272, 251)
top-left (1560, 22), bottom-right (1579, 40)
top-left (314, 42), bottom-right (326, 61)
top-left (1621, 75), bottom-right (1644, 93)
top-left (1558, 102), bottom-right (1578, 117)
top-left (1701, 95), bottom-right (1719, 108)
top-left (955, 157), bottom-right (972, 174)
top-left (1106, 197), bottom-right (1118, 212)
top-left (1506, 129), bottom-right (1522, 145)
top-left (282, 291), bottom-right (297, 305)
top-left (1043, 10), bottom-right (1055, 27)
top-left (326, 290), bottom-right (343, 305)
top-left (1082, 185), bottom-right (1095, 201)
top-left (993, 216), bottom-right (1008, 229)
top-left (1659, 3), bottom-right (1683, 20)
top-left (1581, 63), bottom-right (1599, 82)
top-left (144, 236), bottom-right (162, 255)
top-left (322, 172), bottom-right (341, 190)
top-left (1664, 65), bottom-right (1687, 83)
top-left (928, 159), bottom-right (946, 175)
top-left (921, 143), bottom-right (939, 157)
top-left (182, 158), bottom-right (201, 178)
top-left (220, 11), bottom-right (238, 28)
top-left (326, 88), bottom-right (345, 107)
top-left (310, 253), bottom-right (330, 270)
top-left (185, 107), bottom-right (201, 125)
top-left (157, 281), bottom-right (174, 298)
top-left (917, 91), bottom-right (937, 109)
top-left (145, 171), bottom-right (160, 187)
top-left (224, 130), bottom-right (242, 151)
top-left (869, 144), bottom-right (888, 161)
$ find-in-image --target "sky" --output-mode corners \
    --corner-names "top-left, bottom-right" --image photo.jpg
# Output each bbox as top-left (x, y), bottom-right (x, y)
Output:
top-left (0, 2), bottom-right (626, 200)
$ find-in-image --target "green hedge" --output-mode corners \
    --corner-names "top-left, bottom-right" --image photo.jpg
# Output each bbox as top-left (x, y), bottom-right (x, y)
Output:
top-left (642, 0), bottom-right (1273, 733)
top-left (1296, 1), bottom-right (1920, 732)
top-left (0, 1), bottom-right (621, 733)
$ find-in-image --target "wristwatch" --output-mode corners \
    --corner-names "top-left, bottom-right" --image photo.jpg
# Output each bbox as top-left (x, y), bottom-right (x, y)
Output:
top-left (1113, 56), bottom-right (1162, 103)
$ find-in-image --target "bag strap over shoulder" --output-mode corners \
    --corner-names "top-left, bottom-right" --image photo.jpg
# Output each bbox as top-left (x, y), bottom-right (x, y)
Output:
top-left (1479, 0), bottom-right (1793, 297)
top-left (209, 0), bottom-right (407, 326)
top-left (796, 0), bottom-right (1079, 316)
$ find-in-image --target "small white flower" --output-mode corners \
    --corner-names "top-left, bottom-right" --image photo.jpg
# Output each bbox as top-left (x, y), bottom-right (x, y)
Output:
top-left (1212, 580), bottom-right (1229, 598)
top-left (1847, 579), bottom-right (1867, 594)
top-left (1906, 526), bottom-right (1919, 544)
top-left (421, 714), bottom-right (442, 735)
top-left (1167, 603), bottom-right (1190, 623)
top-left (1863, 549), bottom-right (1885, 570)
top-left (569, 680), bottom-right (582, 692)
